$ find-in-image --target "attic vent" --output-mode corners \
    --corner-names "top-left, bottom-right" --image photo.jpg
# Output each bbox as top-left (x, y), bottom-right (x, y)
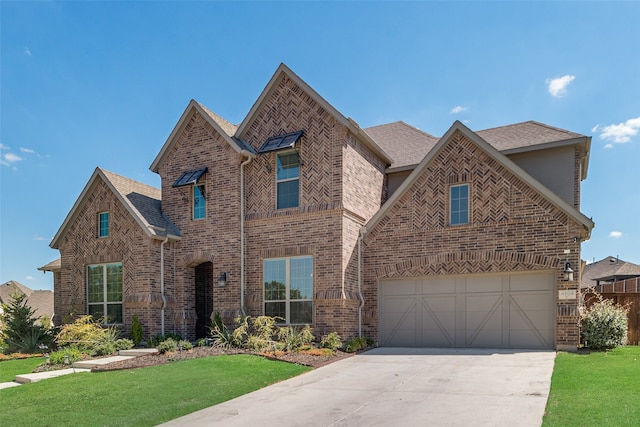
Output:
top-left (173, 167), bottom-right (208, 187)
top-left (258, 130), bottom-right (303, 153)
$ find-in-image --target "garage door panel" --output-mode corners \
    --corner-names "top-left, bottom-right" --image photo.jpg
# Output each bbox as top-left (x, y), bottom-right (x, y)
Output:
top-left (379, 271), bottom-right (555, 349)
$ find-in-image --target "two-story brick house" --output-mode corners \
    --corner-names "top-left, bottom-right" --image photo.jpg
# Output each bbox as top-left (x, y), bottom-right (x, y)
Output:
top-left (45, 63), bottom-right (593, 350)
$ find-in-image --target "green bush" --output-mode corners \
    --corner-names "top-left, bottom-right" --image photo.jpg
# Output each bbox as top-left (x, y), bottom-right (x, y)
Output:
top-left (582, 296), bottom-right (629, 350)
top-left (149, 333), bottom-right (183, 347)
top-left (115, 338), bottom-right (134, 351)
top-left (130, 315), bottom-right (144, 346)
top-left (177, 340), bottom-right (193, 350)
top-left (320, 332), bottom-right (342, 351)
top-left (56, 316), bottom-right (106, 352)
top-left (343, 336), bottom-right (368, 353)
top-left (196, 338), bottom-right (207, 347)
top-left (49, 346), bottom-right (85, 365)
top-left (1, 292), bottom-right (54, 353)
top-left (278, 325), bottom-right (314, 352)
top-left (93, 342), bottom-right (116, 356)
top-left (157, 338), bottom-right (177, 354)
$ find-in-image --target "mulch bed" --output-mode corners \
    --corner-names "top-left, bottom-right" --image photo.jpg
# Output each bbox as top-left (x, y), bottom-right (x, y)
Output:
top-left (90, 346), bottom-right (354, 372)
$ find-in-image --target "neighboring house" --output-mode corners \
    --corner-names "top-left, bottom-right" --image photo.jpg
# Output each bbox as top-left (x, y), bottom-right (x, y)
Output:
top-left (43, 63), bottom-right (594, 350)
top-left (0, 280), bottom-right (54, 324)
top-left (581, 256), bottom-right (640, 290)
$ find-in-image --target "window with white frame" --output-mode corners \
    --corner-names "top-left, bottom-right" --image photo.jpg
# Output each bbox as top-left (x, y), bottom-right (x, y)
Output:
top-left (193, 184), bottom-right (206, 220)
top-left (276, 152), bottom-right (300, 209)
top-left (450, 184), bottom-right (469, 225)
top-left (87, 262), bottom-right (123, 324)
top-left (264, 256), bottom-right (312, 324)
top-left (98, 212), bottom-right (109, 237)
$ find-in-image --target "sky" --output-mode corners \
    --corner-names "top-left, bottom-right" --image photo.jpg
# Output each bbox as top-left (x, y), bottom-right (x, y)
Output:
top-left (1, 1), bottom-right (639, 291)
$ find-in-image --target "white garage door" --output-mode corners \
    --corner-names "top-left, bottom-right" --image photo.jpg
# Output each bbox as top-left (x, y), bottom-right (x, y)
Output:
top-left (379, 271), bottom-right (555, 349)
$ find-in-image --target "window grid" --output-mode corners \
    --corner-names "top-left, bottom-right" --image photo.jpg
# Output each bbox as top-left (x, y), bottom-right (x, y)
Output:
top-left (87, 262), bottom-right (123, 324)
top-left (276, 152), bottom-right (300, 209)
top-left (264, 256), bottom-right (312, 324)
top-left (98, 212), bottom-right (109, 238)
top-left (450, 184), bottom-right (469, 225)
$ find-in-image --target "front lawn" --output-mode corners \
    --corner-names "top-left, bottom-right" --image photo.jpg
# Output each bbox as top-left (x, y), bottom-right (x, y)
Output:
top-left (1, 354), bottom-right (310, 426)
top-left (543, 346), bottom-right (640, 426)
top-left (0, 356), bottom-right (45, 382)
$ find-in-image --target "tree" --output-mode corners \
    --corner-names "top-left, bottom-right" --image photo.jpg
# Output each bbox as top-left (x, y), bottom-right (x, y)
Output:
top-left (0, 291), bottom-right (53, 353)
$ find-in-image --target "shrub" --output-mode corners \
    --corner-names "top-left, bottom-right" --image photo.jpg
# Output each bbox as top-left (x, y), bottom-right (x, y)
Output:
top-left (93, 342), bottom-right (116, 356)
top-left (49, 346), bottom-right (85, 365)
top-left (130, 315), bottom-right (144, 346)
top-left (149, 333), bottom-right (183, 348)
top-left (278, 325), bottom-right (314, 352)
top-left (1, 292), bottom-right (54, 354)
top-left (196, 338), bottom-right (207, 347)
top-left (177, 340), bottom-right (193, 350)
top-left (115, 338), bottom-right (134, 351)
top-left (157, 338), bottom-right (177, 354)
top-left (56, 316), bottom-right (106, 352)
top-left (320, 332), bottom-right (342, 351)
top-left (343, 336), bottom-right (368, 353)
top-left (582, 296), bottom-right (629, 350)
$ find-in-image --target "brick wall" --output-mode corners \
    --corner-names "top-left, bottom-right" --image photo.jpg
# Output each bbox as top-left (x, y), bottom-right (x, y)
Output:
top-left (363, 130), bottom-right (584, 349)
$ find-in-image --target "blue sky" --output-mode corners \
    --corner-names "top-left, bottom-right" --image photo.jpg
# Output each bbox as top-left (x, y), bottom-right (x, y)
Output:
top-left (1, 1), bottom-right (639, 291)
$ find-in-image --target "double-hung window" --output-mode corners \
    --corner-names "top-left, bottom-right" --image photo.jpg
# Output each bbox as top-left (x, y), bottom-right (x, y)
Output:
top-left (276, 152), bottom-right (300, 209)
top-left (264, 256), bottom-right (312, 324)
top-left (450, 184), bottom-right (469, 225)
top-left (172, 167), bottom-right (208, 220)
top-left (98, 212), bottom-right (109, 237)
top-left (87, 262), bottom-right (123, 324)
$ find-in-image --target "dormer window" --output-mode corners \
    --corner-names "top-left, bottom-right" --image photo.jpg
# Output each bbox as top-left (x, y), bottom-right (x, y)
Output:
top-left (173, 167), bottom-right (208, 220)
top-left (98, 212), bottom-right (109, 237)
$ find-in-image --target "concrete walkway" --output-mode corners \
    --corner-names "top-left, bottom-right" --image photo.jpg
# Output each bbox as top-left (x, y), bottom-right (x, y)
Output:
top-left (160, 347), bottom-right (556, 427)
top-left (0, 348), bottom-right (158, 389)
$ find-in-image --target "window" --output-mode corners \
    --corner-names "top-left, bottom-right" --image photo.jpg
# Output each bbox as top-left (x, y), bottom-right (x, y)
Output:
top-left (193, 184), bottom-right (206, 219)
top-left (98, 212), bottom-right (109, 237)
top-left (276, 152), bottom-right (300, 209)
top-left (450, 184), bottom-right (469, 225)
top-left (264, 256), bottom-right (312, 324)
top-left (87, 262), bottom-right (123, 324)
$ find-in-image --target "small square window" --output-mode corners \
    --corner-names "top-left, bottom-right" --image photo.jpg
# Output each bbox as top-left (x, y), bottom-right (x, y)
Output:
top-left (450, 184), bottom-right (469, 225)
top-left (98, 212), bottom-right (109, 237)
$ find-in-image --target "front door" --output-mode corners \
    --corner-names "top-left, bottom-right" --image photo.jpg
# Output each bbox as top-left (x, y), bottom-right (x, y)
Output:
top-left (195, 262), bottom-right (213, 339)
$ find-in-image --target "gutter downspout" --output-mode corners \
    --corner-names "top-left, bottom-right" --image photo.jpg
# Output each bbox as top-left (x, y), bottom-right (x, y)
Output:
top-left (240, 150), bottom-right (254, 316)
top-left (160, 236), bottom-right (169, 336)
top-left (357, 227), bottom-right (366, 338)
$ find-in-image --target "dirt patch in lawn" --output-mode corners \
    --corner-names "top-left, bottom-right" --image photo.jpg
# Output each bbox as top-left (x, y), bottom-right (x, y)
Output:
top-left (90, 346), bottom-right (354, 372)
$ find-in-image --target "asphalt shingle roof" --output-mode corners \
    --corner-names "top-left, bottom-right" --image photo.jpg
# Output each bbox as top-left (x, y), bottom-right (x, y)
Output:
top-left (581, 256), bottom-right (640, 288)
top-left (365, 120), bottom-right (587, 170)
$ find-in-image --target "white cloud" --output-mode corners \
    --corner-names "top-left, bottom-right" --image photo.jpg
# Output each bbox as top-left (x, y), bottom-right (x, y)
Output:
top-left (4, 153), bottom-right (22, 163)
top-left (25, 276), bottom-right (35, 281)
top-left (34, 235), bottom-right (48, 241)
top-left (591, 124), bottom-right (600, 133)
top-left (546, 75), bottom-right (575, 97)
top-left (450, 105), bottom-right (467, 114)
top-left (609, 231), bottom-right (623, 238)
top-left (20, 147), bottom-right (35, 154)
top-left (599, 116), bottom-right (640, 143)
top-left (24, 47), bottom-right (32, 57)
top-left (604, 143), bottom-right (614, 149)
top-left (0, 143), bottom-right (9, 151)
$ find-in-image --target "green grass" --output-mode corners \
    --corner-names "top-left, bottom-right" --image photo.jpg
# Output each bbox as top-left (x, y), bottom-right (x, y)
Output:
top-left (1, 354), bottom-right (310, 426)
top-left (543, 346), bottom-right (640, 427)
top-left (0, 357), bottom-right (45, 382)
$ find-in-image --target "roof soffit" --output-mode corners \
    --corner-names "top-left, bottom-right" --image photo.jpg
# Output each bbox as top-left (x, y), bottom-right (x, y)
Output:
top-left (364, 120), bottom-right (594, 238)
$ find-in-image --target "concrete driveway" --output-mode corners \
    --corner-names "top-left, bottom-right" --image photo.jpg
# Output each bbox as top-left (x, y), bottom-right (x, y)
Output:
top-left (159, 347), bottom-right (556, 427)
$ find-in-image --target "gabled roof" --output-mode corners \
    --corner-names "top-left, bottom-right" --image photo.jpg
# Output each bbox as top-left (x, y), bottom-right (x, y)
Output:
top-left (38, 258), bottom-right (61, 272)
top-left (50, 168), bottom-right (181, 249)
top-left (235, 63), bottom-right (393, 165)
top-left (150, 100), bottom-right (255, 173)
top-left (363, 120), bottom-right (594, 238)
top-left (365, 121), bottom-right (439, 172)
top-left (582, 256), bottom-right (640, 287)
top-left (365, 120), bottom-right (591, 177)
top-left (0, 280), bottom-right (33, 301)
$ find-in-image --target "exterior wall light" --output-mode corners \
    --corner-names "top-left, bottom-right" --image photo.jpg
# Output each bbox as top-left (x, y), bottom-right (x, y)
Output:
top-left (563, 262), bottom-right (574, 282)
top-left (218, 272), bottom-right (227, 287)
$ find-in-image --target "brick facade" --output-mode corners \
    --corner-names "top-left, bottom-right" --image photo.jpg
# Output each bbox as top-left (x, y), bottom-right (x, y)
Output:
top-left (50, 65), bottom-right (591, 349)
